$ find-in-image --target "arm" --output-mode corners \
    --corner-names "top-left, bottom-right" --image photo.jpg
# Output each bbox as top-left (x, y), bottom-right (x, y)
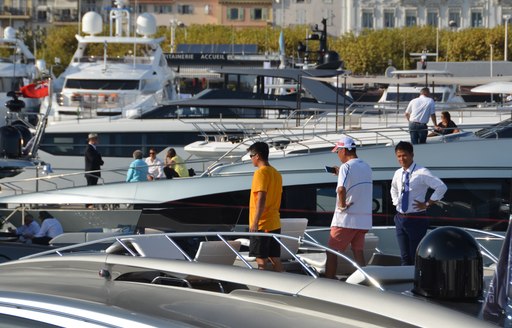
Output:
top-left (430, 113), bottom-right (437, 126)
top-left (156, 159), bottom-right (164, 179)
top-left (404, 102), bottom-right (412, 122)
top-left (414, 171), bottom-right (447, 210)
top-left (390, 173), bottom-right (400, 206)
top-left (337, 186), bottom-right (349, 209)
top-left (34, 221), bottom-right (49, 238)
top-left (250, 191), bottom-right (267, 232)
top-left (126, 164), bottom-right (134, 182)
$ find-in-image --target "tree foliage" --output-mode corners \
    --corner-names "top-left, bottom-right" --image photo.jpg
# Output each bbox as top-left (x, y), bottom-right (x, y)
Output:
top-left (20, 23), bottom-right (512, 76)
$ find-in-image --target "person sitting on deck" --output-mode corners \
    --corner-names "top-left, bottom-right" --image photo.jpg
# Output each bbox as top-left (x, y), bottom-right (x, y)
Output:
top-left (428, 111), bottom-right (460, 137)
top-left (31, 211), bottom-right (64, 245)
top-left (145, 148), bottom-right (164, 180)
top-left (126, 150), bottom-right (149, 182)
top-left (8, 213), bottom-right (40, 243)
top-left (163, 148), bottom-right (189, 179)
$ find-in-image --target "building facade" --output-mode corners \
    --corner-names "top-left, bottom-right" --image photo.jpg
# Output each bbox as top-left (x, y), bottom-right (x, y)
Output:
top-left (275, 0), bottom-right (512, 36)
top-left (1, 0), bottom-right (512, 37)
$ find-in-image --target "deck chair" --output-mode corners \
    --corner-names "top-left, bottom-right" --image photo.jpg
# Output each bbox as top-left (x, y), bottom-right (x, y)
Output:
top-left (279, 218), bottom-right (309, 260)
top-left (297, 233), bottom-right (379, 276)
top-left (194, 240), bottom-right (241, 266)
top-left (235, 218), bottom-right (308, 270)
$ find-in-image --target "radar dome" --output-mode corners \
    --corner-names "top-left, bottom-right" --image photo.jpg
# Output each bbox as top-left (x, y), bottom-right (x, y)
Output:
top-left (4, 27), bottom-right (16, 39)
top-left (82, 12), bottom-right (103, 36)
top-left (136, 13), bottom-right (156, 37)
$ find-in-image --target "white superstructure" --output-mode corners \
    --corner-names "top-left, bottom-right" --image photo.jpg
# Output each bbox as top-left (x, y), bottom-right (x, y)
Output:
top-left (42, 1), bottom-right (176, 119)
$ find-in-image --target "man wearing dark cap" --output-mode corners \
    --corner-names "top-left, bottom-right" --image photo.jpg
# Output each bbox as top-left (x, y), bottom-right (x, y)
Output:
top-left (325, 136), bottom-right (373, 279)
top-left (84, 133), bottom-right (104, 186)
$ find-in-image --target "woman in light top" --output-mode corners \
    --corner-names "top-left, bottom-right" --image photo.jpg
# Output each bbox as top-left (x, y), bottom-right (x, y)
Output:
top-left (126, 150), bottom-right (149, 182)
top-left (164, 148), bottom-right (189, 178)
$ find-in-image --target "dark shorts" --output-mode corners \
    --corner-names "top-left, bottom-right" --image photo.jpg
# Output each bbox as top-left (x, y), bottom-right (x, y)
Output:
top-left (249, 228), bottom-right (281, 258)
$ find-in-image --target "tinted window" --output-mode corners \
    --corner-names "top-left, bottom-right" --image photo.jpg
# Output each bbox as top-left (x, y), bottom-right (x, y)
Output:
top-left (65, 79), bottom-right (140, 90)
top-left (40, 132), bottom-right (202, 157)
top-left (140, 178), bottom-right (510, 231)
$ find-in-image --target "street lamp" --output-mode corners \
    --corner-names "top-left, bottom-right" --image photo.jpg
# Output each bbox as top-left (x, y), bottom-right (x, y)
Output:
top-left (447, 20), bottom-right (457, 62)
top-left (169, 18), bottom-right (184, 53)
top-left (504, 15), bottom-right (511, 61)
top-left (275, 0), bottom-right (284, 27)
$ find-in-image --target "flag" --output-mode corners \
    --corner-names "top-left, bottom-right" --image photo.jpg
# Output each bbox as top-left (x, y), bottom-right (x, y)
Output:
top-left (279, 30), bottom-right (285, 56)
top-left (20, 81), bottom-right (49, 98)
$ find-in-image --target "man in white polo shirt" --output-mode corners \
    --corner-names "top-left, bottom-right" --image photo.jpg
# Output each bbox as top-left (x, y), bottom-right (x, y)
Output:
top-left (325, 136), bottom-right (373, 279)
top-left (405, 87), bottom-right (437, 144)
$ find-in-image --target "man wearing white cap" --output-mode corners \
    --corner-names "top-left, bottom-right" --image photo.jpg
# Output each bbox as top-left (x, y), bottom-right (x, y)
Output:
top-left (325, 136), bottom-right (373, 279)
top-left (84, 133), bottom-right (104, 186)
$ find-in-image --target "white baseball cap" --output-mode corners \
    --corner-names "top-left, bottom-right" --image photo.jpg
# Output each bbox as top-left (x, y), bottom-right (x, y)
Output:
top-left (331, 136), bottom-right (356, 152)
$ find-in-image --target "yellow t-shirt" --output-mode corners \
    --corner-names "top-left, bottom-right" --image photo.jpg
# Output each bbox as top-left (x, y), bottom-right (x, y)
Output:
top-left (249, 165), bottom-right (282, 231)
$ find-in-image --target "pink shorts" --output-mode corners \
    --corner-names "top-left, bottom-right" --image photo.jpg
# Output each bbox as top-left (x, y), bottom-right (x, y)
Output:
top-left (328, 227), bottom-right (368, 251)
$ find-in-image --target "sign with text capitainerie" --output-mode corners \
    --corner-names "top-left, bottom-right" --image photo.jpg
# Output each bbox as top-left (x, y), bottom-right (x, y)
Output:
top-left (165, 53), bottom-right (231, 64)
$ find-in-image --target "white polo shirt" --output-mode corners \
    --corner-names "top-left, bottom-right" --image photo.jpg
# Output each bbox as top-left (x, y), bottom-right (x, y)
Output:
top-left (405, 95), bottom-right (435, 124)
top-left (331, 158), bottom-right (373, 230)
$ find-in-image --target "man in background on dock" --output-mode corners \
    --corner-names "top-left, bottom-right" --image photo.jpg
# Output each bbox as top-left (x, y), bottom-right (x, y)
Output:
top-left (84, 133), bottom-right (104, 186)
top-left (405, 87), bottom-right (437, 144)
top-left (325, 137), bottom-right (373, 278)
top-left (248, 142), bottom-right (284, 272)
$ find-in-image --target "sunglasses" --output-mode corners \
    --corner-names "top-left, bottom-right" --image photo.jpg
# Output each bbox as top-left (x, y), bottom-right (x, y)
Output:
top-left (249, 153), bottom-right (258, 158)
top-left (149, 152), bottom-right (156, 155)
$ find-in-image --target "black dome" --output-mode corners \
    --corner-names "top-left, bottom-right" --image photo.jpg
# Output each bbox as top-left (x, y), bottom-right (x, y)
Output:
top-left (413, 226), bottom-right (483, 300)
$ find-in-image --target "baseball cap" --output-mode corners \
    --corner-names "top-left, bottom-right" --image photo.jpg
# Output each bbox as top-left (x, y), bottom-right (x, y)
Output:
top-left (331, 136), bottom-right (356, 152)
top-left (88, 133), bottom-right (98, 140)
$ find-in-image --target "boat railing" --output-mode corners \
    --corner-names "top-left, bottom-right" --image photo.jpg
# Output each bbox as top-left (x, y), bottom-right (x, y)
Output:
top-left (21, 230), bottom-right (384, 291)
top-left (305, 226), bottom-right (504, 266)
top-left (0, 167), bottom-right (128, 195)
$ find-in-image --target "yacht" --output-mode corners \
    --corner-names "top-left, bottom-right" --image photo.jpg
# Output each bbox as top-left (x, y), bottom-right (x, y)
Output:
top-left (0, 230), bottom-right (495, 327)
top-left (0, 58), bottom-right (358, 189)
top-left (0, 26), bottom-right (45, 126)
top-left (1, 121), bottom-right (511, 232)
top-left (42, 1), bottom-right (176, 119)
top-left (373, 69), bottom-right (466, 111)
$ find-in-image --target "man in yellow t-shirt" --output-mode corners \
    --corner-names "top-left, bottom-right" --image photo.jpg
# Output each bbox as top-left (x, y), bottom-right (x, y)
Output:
top-left (248, 142), bottom-right (284, 272)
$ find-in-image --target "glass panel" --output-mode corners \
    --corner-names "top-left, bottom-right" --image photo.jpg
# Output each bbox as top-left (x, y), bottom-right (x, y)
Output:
top-left (471, 11), bottom-right (483, 27)
top-left (64, 79), bottom-right (140, 90)
top-left (362, 11), bottom-right (373, 29)
top-left (406, 10), bottom-right (417, 26)
top-left (427, 12), bottom-right (438, 26)
top-left (384, 12), bottom-right (394, 28)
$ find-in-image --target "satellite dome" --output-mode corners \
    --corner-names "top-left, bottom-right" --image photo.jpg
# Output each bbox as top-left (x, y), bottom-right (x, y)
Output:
top-left (82, 12), bottom-right (103, 36)
top-left (413, 226), bottom-right (483, 300)
top-left (136, 13), bottom-right (156, 37)
top-left (4, 27), bottom-right (16, 39)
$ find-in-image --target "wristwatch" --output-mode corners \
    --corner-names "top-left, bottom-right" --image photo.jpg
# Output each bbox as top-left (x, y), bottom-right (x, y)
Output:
top-left (337, 206), bottom-right (347, 211)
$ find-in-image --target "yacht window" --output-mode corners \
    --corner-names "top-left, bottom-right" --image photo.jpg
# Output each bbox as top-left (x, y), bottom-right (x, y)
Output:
top-left (431, 92), bottom-right (443, 102)
top-left (0, 77), bottom-right (23, 92)
top-left (40, 132), bottom-right (202, 157)
top-left (385, 92), bottom-right (417, 102)
top-left (64, 79), bottom-right (140, 90)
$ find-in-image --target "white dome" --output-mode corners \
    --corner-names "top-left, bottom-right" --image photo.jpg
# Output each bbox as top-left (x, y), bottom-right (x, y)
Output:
top-left (136, 13), bottom-right (156, 37)
top-left (4, 27), bottom-right (16, 39)
top-left (82, 12), bottom-right (103, 36)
